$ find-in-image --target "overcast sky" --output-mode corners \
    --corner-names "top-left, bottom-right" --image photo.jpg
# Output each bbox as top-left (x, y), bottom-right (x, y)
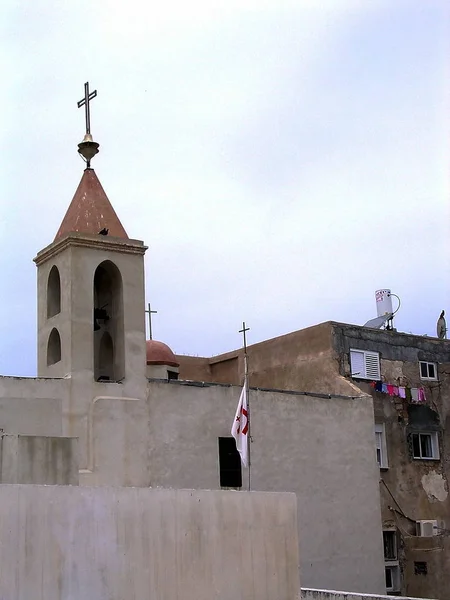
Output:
top-left (0, 0), bottom-right (449, 376)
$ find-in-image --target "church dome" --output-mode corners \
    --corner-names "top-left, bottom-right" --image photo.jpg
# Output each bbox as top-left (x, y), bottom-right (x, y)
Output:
top-left (146, 340), bottom-right (179, 367)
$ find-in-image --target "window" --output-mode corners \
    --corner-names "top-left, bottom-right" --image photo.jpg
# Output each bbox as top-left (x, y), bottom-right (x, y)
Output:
top-left (218, 437), bottom-right (242, 488)
top-left (412, 432), bottom-right (439, 460)
top-left (350, 349), bottom-right (380, 380)
top-left (383, 530), bottom-right (397, 560)
top-left (375, 424), bottom-right (388, 468)
top-left (414, 562), bottom-right (428, 575)
top-left (385, 565), bottom-right (400, 592)
top-left (420, 361), bottom-right (437, 381)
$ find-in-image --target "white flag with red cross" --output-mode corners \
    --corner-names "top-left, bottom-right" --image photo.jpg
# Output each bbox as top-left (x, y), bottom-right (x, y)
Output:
top-left (231, 380), bottom-right (249, 467)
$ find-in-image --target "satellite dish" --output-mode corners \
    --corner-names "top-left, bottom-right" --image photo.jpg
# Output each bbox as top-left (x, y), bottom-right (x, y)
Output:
top-left (364, 314), bottom-right (394, 329)
top-left (437, 310), bottom-right (447, 339)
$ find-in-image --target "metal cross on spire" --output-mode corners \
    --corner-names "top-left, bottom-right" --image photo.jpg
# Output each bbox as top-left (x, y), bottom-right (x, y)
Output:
top-left (76, 81), bottom-right (100, 168)
top-left (77, 82), bottom-right (97, 135)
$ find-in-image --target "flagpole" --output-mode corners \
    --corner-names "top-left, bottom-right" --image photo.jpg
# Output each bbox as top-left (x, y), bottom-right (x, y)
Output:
top-left (239, 321), bottom-right (251, 491)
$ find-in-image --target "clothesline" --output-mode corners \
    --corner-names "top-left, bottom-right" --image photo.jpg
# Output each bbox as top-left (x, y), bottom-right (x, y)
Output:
top-left (370, 381), bottom-right (426, 403)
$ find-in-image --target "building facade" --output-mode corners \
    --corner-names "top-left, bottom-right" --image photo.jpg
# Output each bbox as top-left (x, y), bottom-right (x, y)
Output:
top-left (178, 322), bottom-right (450, 599)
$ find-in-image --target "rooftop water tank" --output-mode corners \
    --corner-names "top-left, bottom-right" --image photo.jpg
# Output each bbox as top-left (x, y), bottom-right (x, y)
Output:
top-left (376, 289), bottom-right (393, 317)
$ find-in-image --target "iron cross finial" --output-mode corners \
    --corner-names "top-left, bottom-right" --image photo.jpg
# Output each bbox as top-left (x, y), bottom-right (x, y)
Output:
top-left (77, 82), bottom-right (97, 135)
top-left (239, 321), bottom-right (250, 354)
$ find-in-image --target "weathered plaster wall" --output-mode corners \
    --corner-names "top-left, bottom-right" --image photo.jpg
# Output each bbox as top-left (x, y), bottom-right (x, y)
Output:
top-left (0, 434), bottom-right (79, 485)
top-left (177, 355), bottom-right (211, 381)
top-left (0, 485), bottom-right (299, 600)
top-left (178, 322), bottom-right (363, 396)
top-left (402, 536), bottom-right (450, 599)
top-left (332, 323), bottom-right (450, 600)
top-left (147, 379), bottom-right (385, 595)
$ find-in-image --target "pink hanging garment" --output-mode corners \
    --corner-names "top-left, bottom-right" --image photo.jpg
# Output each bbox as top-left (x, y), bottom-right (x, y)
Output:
top-left (398, 387), bottom-right (406, 399)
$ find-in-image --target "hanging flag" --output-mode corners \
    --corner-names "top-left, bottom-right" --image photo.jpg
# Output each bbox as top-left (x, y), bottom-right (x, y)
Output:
top-left (231, 380), bottom-right (249, 467)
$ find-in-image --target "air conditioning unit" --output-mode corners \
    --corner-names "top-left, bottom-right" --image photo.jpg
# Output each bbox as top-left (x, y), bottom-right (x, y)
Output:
top-left (416, 520), bottom-right (438, 537)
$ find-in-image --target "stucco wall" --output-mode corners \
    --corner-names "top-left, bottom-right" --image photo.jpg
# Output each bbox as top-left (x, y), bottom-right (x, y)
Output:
top-left (0, 434), bottom-right (79, 485)
top-left (147, 380), bottom-right (385, 595)
top-left (0, 485), bottom-right (299, 600)
top-left (0, 376), bottom-right (64, 435)
top-left (177, 323), bottom-right (363, 396)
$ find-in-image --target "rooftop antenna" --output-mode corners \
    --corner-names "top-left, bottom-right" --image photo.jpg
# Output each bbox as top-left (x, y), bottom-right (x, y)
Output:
top-left (77, 81), bottom-right (99, 168)
top-left (437, 310), bottom-right (447, 339)
top-left (364, 289), bottom-right (401, 330)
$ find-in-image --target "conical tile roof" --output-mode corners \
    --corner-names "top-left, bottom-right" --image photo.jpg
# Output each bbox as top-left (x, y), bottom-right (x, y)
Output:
top-left (54, 168), bottom-right (128, 240)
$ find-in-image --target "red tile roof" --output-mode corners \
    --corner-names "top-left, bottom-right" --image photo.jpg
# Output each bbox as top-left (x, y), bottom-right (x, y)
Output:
top-left (54, 168), bottom-right (128, 240)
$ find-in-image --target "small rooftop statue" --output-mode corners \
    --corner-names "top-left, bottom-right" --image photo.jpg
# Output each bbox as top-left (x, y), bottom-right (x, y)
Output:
top-left (437, 310), bottom-right (446, 339)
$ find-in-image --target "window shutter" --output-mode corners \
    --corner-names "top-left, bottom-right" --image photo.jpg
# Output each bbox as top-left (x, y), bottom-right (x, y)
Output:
top-left (350, 350), bottom-right (365, 377)
top-left (365, 351), bottom-right (380, 380)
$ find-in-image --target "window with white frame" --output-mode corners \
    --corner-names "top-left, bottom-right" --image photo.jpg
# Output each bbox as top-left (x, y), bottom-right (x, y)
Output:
top-left (385, 565), bottom-right (400, 593)
top-left (375, 424), bottom-right (388, 468)
top-left (411, 432), bottom-right (439, 460)
top-left (383, 529), bottom-right (400, 593)
top-left (350, 349), bottom-right (380, 380)
top-left (419, 361), bottom-right (437, 381)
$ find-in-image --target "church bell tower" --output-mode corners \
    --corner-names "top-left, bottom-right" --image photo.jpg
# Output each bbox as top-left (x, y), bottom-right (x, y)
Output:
top-left (33, 82), bottom-right (147, 383)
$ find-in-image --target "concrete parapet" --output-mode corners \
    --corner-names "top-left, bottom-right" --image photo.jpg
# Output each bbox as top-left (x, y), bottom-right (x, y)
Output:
top-left (0, 434), bottom-right (78, 485)
top-left (0, 485), bottom-right (299, 600)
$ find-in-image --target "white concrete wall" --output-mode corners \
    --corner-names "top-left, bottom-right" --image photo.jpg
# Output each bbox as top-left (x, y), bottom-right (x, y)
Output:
top-left (0, 377), bottom-right (386, 595)
top-left (148, 381), bottom-right (386, 595)
top-left (0, 434), bottom-right (78, 485)
top-left (301, 589), bottom-right (436, 600)
top-left (0, 376), bottom-right (64, 435)
top-left (0, 485), bottom-right (299, 600)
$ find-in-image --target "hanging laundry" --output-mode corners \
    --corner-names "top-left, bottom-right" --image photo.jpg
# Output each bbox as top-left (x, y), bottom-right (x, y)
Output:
top-left (405, 387), bottom-right (412, 401)
top-left (410, 388), bottom-right (419, 402)
top-left (387, 384), bottom-right (395, 396)
top-left (398, 387), bottom-right (406, 399)
top-left (370, 381), bottom-right (376, 389)
top-left (382, 383), bottom-right (388, 394)
top-left (375, 381), bottom-right (383, 392)
top-left (418, 388), bottom-right (426, 402)
top-left (392, 386), bottom-right (399, 397)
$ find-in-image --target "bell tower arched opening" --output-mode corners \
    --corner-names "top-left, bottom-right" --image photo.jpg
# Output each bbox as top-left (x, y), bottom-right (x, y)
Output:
top-left (47, 266), bottom-right (61, 318)
top-left (93, 260), bottom-right (124, 381)
top-left (47, 328), bottom-right (61, 365)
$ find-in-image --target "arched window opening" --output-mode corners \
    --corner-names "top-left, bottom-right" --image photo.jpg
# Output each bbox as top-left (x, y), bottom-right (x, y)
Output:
top-left (47, 266), bottom-right (61, 318)
top-left (93, 260), bottom-right (124, 381)
top-left (47, 328), bottom-right (61, 366)
top-left (97, 332), bottom-right (114, 381)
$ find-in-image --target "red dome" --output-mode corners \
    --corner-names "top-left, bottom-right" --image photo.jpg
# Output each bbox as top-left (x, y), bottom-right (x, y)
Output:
top-left (146, 340), bottom-right (179, 367)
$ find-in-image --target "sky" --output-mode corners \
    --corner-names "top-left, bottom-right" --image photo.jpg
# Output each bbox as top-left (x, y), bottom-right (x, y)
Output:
top-left (0, 0), bottom-right (449, 376)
